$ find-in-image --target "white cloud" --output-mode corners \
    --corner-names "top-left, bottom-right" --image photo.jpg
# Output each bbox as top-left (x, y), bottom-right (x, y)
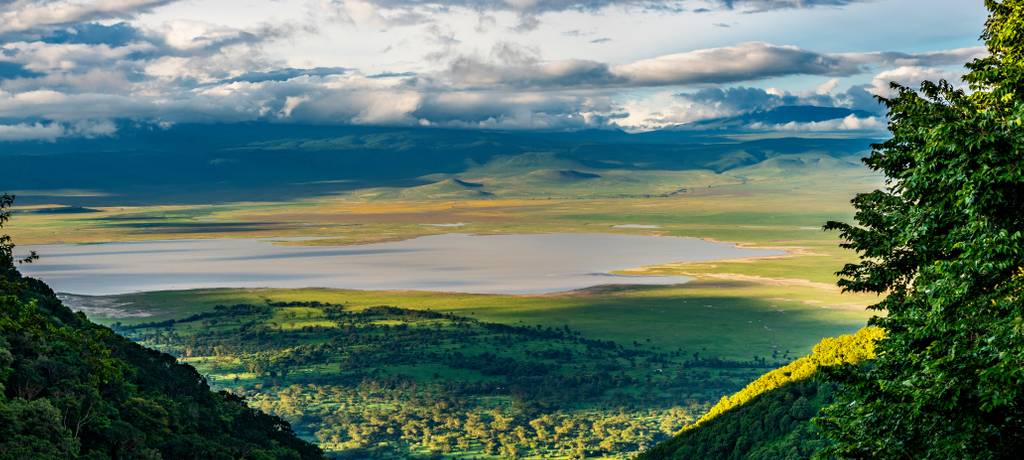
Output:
top-left (0, 0), bottom-right (178, 34)
top-left (1, 40), bottom-right (154, 72)
top-left (0, 119), bottom-right (116, 140)
top-left (750, 114), bottom-right (885, 132)
top-left (869, 65), bottom-right (965, 97)
top-left (437, 42), bottom-right (977, 90)
top-left (0, 121), bottom-right (64, 140)
top-left (156, 20), bottom-right (254, 51)
top-left (0, 0), bottom-right (987, 138)
top-left (614, 42), bottom-right (859, 86)
top-left (815, 78), bottom-right (839, 95)
top-left (612, 90), bottom-right (729, 130)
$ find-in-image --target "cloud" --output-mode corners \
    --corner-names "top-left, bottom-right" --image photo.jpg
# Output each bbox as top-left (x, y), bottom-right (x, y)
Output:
top-left (749, 114), bottom-right (885, 132)
top-left (0, 41), bottom-right (977, 136)
top-left (842, 46), bottom-right (987, 68)
top-left (0, 0), bottom-right (980, 138)
top-left (0, 119), bottom-right (116, 140)
top-left (330, 0), bottom-right (866, 16)
top-left (0, 0), bottom-right (178, 34)
top-left (613, 82), bottom-right (888, 131)
top-left (321, 0), bottom-right (871, 30)
top-left (721, 0), bottom-right (863, 12)
top-left (447, 55), bottom-right (620, 88)
top-left (815, 78), bottom-right (839, 94)
top-left (0, 16), bottom-right (298, 97)
top-left (412, 89), bottom-right (616, 129)
top-left (226, 67), bottom-right (348, 84)
top-left (868, 65), bottom-right (966, 97)
top-left (1, 40), bottom-right (155, 73)
top-left (440, 42), bottom-right (967, 90)
top-left (613, 42), bottom-right (861, 86)
top-left (613, 90), bottom-right (728, 130)
top-left (679, 83), bottom-right (876, 113)
top-left (0, 121), bottom-right (63, 140)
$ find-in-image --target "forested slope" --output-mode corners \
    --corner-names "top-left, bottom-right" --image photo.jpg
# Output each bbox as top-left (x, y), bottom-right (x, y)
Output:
top-left (638, 327), bottom-right (881, 460)
top-left (0, 196), bottom-right (324, 460)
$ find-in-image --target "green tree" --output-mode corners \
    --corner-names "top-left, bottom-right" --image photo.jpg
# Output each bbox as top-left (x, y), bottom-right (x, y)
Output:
top-left (0, 398), bottom-right (78, 459)
top-left (0, 194), bottom-right (36, 272)
top-left (819, 1), bottom-right (1024, 457)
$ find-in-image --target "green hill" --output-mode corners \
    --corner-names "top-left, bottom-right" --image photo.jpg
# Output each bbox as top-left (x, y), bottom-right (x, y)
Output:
top-left (0, 200), bottom-right (324, 459)
top-left (525, 169), bottom-right (603, 182)
top-left (638, 327), bottom-right (882, 460)
top-left (392, 178), bottom-right (494, 200)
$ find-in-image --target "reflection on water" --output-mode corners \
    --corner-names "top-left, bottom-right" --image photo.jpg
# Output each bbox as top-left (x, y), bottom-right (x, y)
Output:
top-left (19, 233), bottom-right (782, 295)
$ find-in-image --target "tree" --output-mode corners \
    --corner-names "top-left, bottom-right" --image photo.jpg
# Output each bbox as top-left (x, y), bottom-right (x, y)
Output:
top-left (818, 1), bottom-right (1024, 457)
top-left (0, 194), bottom-right (36, 273)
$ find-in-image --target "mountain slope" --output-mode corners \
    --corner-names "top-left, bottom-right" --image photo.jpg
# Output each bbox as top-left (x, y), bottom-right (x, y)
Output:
top-left (638, 327), bottom-right (882, 460)
top-left (0, 248), bottom-right (325, 459)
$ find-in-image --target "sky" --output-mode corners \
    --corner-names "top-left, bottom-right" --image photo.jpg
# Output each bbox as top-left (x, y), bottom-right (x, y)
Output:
top-left (0, 0), bottom-right (991, 140)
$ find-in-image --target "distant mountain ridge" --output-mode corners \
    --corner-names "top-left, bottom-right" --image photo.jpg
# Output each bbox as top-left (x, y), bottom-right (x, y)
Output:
top-left (0, 122), bottom-right (881, 206)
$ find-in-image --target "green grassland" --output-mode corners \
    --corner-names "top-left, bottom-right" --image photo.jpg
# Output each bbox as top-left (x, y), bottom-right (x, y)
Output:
top-left (81, 280), bottom-right (873, 363)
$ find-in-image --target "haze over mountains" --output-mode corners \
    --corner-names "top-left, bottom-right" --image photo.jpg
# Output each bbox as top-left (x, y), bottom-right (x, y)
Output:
top-left (4, 105), bottom-right (879, 205)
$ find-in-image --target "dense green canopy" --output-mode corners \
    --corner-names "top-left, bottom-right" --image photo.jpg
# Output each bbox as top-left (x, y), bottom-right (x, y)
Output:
top-left (818, 0), bottom-right (1024, 457)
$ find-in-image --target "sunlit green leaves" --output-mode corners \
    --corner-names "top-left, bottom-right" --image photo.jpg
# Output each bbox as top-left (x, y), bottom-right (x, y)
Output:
top-left (818, 1), bottom-right (1024, 458)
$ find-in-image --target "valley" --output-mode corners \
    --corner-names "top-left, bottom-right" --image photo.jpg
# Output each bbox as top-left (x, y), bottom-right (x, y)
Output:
top-left (0, 1), bottom-right (1011, 458)
top-left (5, 125), bottom-right (883, 458)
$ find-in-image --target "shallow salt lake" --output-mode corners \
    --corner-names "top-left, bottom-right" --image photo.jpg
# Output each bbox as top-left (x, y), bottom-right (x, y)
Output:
top-left (18, 233), bottom-right (782, 295)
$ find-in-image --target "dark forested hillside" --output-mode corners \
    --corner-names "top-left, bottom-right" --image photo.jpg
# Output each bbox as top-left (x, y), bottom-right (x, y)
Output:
top-left (0, 195), bottom-right (324, 460)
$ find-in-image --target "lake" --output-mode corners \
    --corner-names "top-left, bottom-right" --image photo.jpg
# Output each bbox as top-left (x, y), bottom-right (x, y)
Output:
top-left (18, 233), bottom-right (782, 295)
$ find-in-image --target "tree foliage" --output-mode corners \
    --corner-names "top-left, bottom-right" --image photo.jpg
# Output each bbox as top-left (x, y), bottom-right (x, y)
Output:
top-left (818, 1), bottom-right (1024, 457)
top-left (637, 328), bottom-right (881, 460)
top-left (120, 300), bottom-right (782, 458)
top-left (0, 195), bottom-right (325, 460)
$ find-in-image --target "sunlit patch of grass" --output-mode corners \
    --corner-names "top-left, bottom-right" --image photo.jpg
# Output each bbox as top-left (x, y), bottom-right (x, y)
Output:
top-left (97, 281), bottom-right (873, 362)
